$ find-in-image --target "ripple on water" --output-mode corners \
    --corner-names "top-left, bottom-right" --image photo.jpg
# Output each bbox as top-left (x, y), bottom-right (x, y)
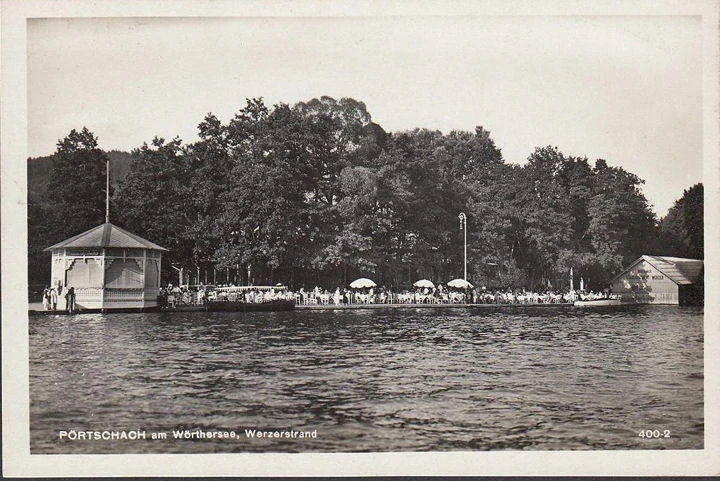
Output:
top-left (29, 305), bottom-right (703, 453)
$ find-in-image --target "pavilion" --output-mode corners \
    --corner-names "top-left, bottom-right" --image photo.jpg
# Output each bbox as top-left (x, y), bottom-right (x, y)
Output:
top-left (44, 222), bottom-right (168, 311)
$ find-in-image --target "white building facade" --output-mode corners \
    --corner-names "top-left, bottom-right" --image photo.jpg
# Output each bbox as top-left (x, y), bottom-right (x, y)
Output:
top-left (611, 255), bottom-right (703, 305)
top-left (45, 223), bottom-right (167, 311)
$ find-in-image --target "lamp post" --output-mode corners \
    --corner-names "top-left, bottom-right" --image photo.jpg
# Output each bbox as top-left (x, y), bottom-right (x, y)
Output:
top-left (458, 212), bottom-right (467, 281)
top-left (170, 264), bottom-right (183, 287)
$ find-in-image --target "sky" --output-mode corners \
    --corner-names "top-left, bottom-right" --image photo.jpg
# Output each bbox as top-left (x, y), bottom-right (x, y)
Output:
top-left (27, 15), bottom-right (703, 216)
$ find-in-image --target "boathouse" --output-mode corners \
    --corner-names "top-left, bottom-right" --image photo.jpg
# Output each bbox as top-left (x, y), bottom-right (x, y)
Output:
top-left (44, 222), bottom-right (168, 311)
top-left (610, 255), bottom-right (703, 305)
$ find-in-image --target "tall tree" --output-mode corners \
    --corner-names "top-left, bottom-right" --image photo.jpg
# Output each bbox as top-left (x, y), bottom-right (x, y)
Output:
top-left (27, 128), bottom-right (109, 290)
top-left (513, 146), bottom-right (575, 287)
top-left (586, 159), bottom-right (657, 285)
top-left (113, 136), bottom-right (194, 282)
top-left (45, 127), bottom-right (109, 240)
top-left (183, 114), bottom-right (235, 272)
top-left (659, 183), bottom-right (703, 259)
top-left (215, 100), bottom-right (326, 285)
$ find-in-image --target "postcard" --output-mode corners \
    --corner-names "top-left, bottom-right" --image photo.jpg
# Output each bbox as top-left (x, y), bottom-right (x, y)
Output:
top-left (2, 0), bottom-right (719, 476)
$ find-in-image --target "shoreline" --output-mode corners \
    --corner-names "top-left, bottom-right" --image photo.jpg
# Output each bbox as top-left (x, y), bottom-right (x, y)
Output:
top-left (27, 301), bottom-right (576, 315)
top-left (295, 302), bottom-right (573, 310)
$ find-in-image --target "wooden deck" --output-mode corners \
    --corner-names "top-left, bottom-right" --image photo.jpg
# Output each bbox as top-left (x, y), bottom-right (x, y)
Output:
top-left (296, 302), bottom-right (573, 310)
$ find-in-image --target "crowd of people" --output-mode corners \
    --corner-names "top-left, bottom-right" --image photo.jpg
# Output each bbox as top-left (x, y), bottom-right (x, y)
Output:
top-left (157, 283), bottom-right (612, 308)
top-left (293, 286), bottom-right (610, 305)
top-left (214, 287), bottom-right (296, 303)
top-left (36, 281), bottom-right (611, 312)
top-left (41, 285), bottom-right (76, 313)
top-left (157, 284), bottom-right (208, 308)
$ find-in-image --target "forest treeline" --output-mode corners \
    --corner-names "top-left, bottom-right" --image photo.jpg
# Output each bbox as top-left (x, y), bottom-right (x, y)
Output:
top-left (28, 96), bottom-right (703, 291)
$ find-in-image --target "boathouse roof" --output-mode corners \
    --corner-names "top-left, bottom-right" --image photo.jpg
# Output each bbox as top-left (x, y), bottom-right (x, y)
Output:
top-left (44, 222), bottom-right (168, 252)
top-left (612, 255), bottom-right (703, 285)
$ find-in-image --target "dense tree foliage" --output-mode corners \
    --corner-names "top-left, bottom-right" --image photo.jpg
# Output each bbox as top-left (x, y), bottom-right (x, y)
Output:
top-left (659, 183), bottom-right (704, 259)
top-left (47, 128), bottom-right (109, 236)
top-left (28, 98), bottom-right (703, 293)
top-left (27, 128), bottom-right (109, 291)
top-left (111, 137), bottom-right (197, 273)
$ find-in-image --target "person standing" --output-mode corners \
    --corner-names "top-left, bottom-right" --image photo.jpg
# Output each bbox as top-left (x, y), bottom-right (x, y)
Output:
top-left (65, 286), bottom-right (76, 313)
top-left (198, 287), bottom-right (206, 307)
top-left (42, 287), bottom-right (51, 310)
top-left (50, 286), bottom-right (58, 311)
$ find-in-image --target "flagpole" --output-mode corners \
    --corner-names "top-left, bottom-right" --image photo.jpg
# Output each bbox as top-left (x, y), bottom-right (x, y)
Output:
top-left (105, 159), bottom-right (110, 223)
top-left (458, 212), bottom-right (467, 281)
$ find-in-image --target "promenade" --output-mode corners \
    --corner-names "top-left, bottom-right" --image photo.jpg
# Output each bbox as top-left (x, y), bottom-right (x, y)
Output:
top-left (28, 301), bottom-right (573, 315)
top-left (295, 302), bottom-right (572, 310)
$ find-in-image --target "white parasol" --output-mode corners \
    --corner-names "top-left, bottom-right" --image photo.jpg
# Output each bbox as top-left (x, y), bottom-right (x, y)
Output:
top-left (447, 278), bottom-right (474, 289)
top-left (413, 279), bottom-right (435, 289)
top-left (349, 278), bottom-right (377, 289)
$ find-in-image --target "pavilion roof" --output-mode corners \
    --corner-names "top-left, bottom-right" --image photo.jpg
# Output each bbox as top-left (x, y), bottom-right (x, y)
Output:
top-left (44, 222), bottom-right (168, 251)
top-left (641, 255), bottom-right (703, 285)
top-left (611, 255), bottom-right (703, 285)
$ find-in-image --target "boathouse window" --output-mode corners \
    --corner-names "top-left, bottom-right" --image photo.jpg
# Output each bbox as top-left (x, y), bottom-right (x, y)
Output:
top-left (65, 258), bottom-right (102, 288)
top-left (145, 259), bottom-right (159, 288)
top-left (105, 259), bottom-right (143, 288)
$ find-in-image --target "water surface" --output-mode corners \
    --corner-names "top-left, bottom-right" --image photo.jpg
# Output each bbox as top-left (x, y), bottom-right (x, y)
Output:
top-left (29, 305), bottom-right (703, 453)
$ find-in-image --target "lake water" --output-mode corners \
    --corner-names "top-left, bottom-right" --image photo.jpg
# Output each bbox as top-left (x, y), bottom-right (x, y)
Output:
top-left (29, 305), bottom-right (703, 453)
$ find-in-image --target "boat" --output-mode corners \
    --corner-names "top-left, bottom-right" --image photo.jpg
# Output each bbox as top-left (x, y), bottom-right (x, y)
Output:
top-left (573, 297), bottom-right (621, 307)
top-left (205, 285), bottom-right (296, 312)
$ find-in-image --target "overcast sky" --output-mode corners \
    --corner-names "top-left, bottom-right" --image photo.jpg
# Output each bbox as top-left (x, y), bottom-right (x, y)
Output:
top-left (27, 15), bottom-right (702, 216)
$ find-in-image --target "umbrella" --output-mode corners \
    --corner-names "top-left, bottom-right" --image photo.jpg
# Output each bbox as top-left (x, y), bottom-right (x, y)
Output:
top-left (447, 278), bottom-right (474, 289)
top-left (349, 278), bottom-right (377, 289)
top-left (413, 279), bottom-right (435, 289)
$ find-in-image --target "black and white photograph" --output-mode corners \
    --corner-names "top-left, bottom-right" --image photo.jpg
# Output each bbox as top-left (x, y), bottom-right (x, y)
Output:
top-left (2, 0), bottom-right (719, 477)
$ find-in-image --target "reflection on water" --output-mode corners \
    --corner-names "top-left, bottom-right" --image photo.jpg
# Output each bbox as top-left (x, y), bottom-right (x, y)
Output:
top-left (29, 306), bottom-right (703, 453)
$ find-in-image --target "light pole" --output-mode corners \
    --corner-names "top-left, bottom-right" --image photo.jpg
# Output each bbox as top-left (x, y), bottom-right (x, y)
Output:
top-left (458, 212), bottom-right (467, 281)
top-left (170, 264), bottom-right (183, 287)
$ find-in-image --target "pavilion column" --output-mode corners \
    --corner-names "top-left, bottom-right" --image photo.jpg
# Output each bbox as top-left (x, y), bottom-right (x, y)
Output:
top-left (143, 249), bottom-right (147, 306)
top-left (101, 249), bottom-right (107, 309)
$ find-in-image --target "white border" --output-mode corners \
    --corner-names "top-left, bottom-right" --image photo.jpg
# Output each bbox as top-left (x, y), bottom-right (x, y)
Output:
top-left (2, 0), bottom-right (719, 477)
